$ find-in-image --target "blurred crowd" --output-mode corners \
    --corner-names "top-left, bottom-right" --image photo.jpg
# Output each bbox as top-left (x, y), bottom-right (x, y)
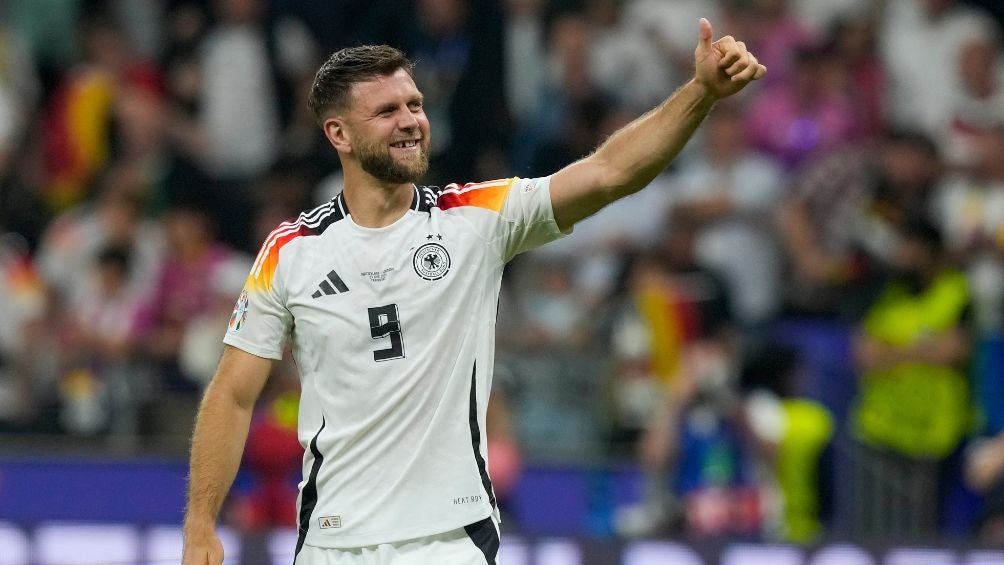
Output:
top-left (0, 0), bottom-right (1003, 548)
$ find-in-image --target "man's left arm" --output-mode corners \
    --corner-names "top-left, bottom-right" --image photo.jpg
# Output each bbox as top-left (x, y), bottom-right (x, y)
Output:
top-left (550, 18), bottom-right (766, 232)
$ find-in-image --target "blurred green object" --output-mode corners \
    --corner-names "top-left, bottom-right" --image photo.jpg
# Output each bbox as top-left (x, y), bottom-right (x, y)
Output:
top-left (777, 398), bottom-right (833, 543)
top-left (7, 0), bottom-right (81, 69)
top-left (854, 271), bottom-right (970, 458)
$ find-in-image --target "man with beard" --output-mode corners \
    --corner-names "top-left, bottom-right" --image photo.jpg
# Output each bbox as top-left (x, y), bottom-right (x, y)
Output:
top-left (183, 19), bottom-right (766, 565)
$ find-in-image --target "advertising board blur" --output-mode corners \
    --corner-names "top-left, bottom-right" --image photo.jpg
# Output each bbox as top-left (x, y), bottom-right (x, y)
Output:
top-left (1, 523), bottom-right (1002, 565)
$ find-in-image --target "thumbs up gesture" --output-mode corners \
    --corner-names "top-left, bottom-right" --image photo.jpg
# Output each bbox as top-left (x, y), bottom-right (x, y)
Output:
top-left (694, 18), bottom-right (767, 100)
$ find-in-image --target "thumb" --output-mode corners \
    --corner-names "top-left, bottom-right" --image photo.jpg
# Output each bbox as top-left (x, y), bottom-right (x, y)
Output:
top-left (697, 17), bottom-right (714, 53)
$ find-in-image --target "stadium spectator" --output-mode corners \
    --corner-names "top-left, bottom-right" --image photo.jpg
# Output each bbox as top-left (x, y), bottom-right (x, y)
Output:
top-left (624, 0), bottom-right (722, 81)
top-left (59, 244), bottom-right (148, 440)
top-left (740, 344), bottom-right (834, 543)
top-left (35, 172), bottom-right (165, 308)
top-left (133, 201), bottom-right (249, 393)
top-left (667, 102), bottom-right (785, 327)
top-left (612, 217), bottom-right (742, 538)
top-left (848, 220), bottom-right (972, 540)
top-left (942, 34), bottom-right (1004, 167)
top-left (745, 40), bottom-right (862, 170)
top-left (504, 0), bottom-right (547, 155)
top-left (932, 126), bottom-right (1004, 333)
top-left (790, 0), bottom-right (871, 36)
top-left (0, 235), bottom-right (46, 429)
top-left (827, 14), bottom-right (886, 138)
top-left (582, 0), bottom-right (678, 112)
top-left (0, 22), bottom-right (39, 179)
top-left (778, 130), bottom-right (943, 319)
top-left (881, 0), bottom-right (997, 137)
top-left (167, 0), bottom-right (317, 250)
top-left (39, 13), bottom-right (159, 211)
top-left (411, 0), bottom-right (509, 183)
top-left (966, 432), bottom-right (1004, 545)
top-left (730, 0), bottom-right (815, 87)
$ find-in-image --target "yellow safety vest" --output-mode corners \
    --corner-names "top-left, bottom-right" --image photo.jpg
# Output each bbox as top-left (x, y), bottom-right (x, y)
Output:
top-left (853, 271), bottom-right (970, 458)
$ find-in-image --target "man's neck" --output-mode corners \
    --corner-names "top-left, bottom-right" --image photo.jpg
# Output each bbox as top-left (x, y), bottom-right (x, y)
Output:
top-left (341, 173), bottom-right (415, 228)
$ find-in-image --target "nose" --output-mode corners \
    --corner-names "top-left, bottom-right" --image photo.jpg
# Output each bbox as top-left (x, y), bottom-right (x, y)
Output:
top-left (397, 106), bottom-right (420, 131)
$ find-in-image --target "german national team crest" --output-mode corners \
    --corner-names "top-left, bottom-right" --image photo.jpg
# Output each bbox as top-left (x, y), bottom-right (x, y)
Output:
top-left (413, 242), bottom-right (451, 280)
top-left (229, 289), bottom-right (249, 332)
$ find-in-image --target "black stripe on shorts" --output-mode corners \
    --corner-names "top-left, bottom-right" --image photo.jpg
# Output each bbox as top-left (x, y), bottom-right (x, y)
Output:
top-left (464, 516), bottom-right (500, 565)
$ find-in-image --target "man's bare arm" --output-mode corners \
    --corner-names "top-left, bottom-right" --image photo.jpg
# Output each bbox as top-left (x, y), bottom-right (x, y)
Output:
top-left (182, 345), bottom-right (274, 565)
top-left (549, 18), bottom-right (766, 231)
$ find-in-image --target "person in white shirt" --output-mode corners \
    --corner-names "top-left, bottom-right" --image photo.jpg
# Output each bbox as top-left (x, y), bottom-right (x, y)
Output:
top-left (182, 18), bottom-right (766, 565)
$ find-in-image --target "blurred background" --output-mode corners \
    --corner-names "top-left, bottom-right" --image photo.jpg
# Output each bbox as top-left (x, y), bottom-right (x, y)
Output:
top-left (0, 0), bottom-right (1003, 563)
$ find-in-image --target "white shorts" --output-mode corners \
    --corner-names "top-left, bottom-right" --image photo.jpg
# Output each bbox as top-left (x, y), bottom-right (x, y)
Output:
top-left (293, 517), bottom-right (500, 565)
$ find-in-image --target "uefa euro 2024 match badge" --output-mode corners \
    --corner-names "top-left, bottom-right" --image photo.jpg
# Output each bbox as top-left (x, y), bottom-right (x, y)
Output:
top-left (229, 289), bottom-right (249, 332)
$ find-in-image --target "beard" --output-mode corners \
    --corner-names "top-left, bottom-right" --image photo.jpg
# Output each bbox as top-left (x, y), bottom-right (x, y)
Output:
top-left (355, 135), bottom-right (430, 184)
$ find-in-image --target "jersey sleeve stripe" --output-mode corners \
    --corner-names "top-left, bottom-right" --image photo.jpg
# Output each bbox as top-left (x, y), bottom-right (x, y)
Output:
top-left (247, 225), bottom-right (310, 292)
top-left (438, 178), bottom-right (515, 213)
top-left (248, 201), bottom-right (339, 292)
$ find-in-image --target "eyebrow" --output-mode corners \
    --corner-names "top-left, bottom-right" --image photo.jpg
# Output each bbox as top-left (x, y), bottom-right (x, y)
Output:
top-left (372, 95), bottom-right (424, 116)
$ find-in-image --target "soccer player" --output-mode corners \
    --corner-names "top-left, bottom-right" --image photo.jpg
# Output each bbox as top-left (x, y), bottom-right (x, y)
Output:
top-left (182, 18), bottom-right (765, 565)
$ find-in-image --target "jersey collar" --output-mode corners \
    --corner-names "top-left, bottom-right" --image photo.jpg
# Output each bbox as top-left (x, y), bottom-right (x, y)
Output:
top-left (335, 185), bottom-right (424, 218)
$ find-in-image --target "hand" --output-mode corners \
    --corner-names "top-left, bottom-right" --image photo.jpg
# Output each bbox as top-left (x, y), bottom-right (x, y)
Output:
top-left (182, 527), bottom-right (224, 565)
top-left (694, 18), bottom-right (766, 100)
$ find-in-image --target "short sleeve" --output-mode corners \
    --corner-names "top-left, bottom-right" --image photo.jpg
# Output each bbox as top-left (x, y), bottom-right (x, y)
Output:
top-left (222, 245), bottom-right (293, 360)
top-left (438, 176), bottom-right (569, 263)
top-left (498, 176), bottom-right (569, 261)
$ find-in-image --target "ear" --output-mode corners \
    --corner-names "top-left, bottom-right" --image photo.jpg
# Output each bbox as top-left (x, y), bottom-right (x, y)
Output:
top-left (323, 116), bottom-right (351, 154)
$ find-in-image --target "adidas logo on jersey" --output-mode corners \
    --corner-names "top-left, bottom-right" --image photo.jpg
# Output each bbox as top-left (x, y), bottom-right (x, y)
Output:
top-left (312, 270), bottom-right (350, 298)
top-left (318, 515), bottom-right (342, 529)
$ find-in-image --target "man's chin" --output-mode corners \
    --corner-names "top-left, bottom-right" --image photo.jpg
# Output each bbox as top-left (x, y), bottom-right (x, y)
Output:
top-left (375, 165), bottom-right (428, 185)
top-left (390, 156), bottom-right (429, 183)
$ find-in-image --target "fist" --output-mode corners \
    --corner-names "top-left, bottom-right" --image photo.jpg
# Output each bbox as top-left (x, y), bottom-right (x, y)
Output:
top-left (694, 18), bottom-right (767, 99)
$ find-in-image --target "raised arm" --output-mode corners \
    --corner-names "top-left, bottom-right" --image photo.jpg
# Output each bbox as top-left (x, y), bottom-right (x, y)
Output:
top-left (550, 18), bottom-right (766, 231)
top-left (182, 345), bottom-right (274, 565)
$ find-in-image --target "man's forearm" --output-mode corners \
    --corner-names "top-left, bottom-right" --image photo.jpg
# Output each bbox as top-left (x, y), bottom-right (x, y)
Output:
top-left (184, 382), bottom-right (256, 531)
top-left (594, 80), bottom-right (716, 199)
top-left (550, 80), bottom-right (718, 229)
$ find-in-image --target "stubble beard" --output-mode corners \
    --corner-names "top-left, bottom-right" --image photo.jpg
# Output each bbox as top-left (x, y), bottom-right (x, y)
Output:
top-left (356, 137), bottom-right (431, 185)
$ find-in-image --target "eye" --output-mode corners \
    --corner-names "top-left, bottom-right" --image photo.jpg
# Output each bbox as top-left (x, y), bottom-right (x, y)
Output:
top-left (409, 100), bottom-right (423, 111)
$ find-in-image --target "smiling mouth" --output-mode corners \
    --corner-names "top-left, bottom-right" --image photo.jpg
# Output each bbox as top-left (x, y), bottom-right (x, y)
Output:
top-left (390, 140), bottom-right (420, 149)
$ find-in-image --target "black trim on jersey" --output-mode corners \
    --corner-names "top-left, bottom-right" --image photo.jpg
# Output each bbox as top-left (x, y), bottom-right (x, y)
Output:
top-left (464, 517), bottom-right (500, 565)
top-left (417, 185), bottom-right (442, 213)
top-left (295, 419), bottom-right (326, 559)
top-left (333, 186), bottom-right (433, 217)
top-left (279, 198), bottom-right (345, 242)
top-left (411, 185), bottom-right (421, 211)
top-left (333, 191), bottom-right (349, 220)
top-left (311, 199), bottom-right (345, 234)
top-left (468, 362), bottom-right (497, 510)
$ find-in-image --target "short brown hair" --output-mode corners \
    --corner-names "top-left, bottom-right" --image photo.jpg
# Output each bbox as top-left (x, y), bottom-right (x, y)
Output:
top-left (308, 45), bottom-right (415, 124)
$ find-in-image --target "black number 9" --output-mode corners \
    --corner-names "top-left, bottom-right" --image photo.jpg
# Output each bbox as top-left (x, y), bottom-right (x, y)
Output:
top-left (368, 304), bottom-right (405, 362)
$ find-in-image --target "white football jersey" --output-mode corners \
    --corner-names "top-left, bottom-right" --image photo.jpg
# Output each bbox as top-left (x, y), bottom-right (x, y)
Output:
top-left (224, 176), bottom-right (565, 550)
